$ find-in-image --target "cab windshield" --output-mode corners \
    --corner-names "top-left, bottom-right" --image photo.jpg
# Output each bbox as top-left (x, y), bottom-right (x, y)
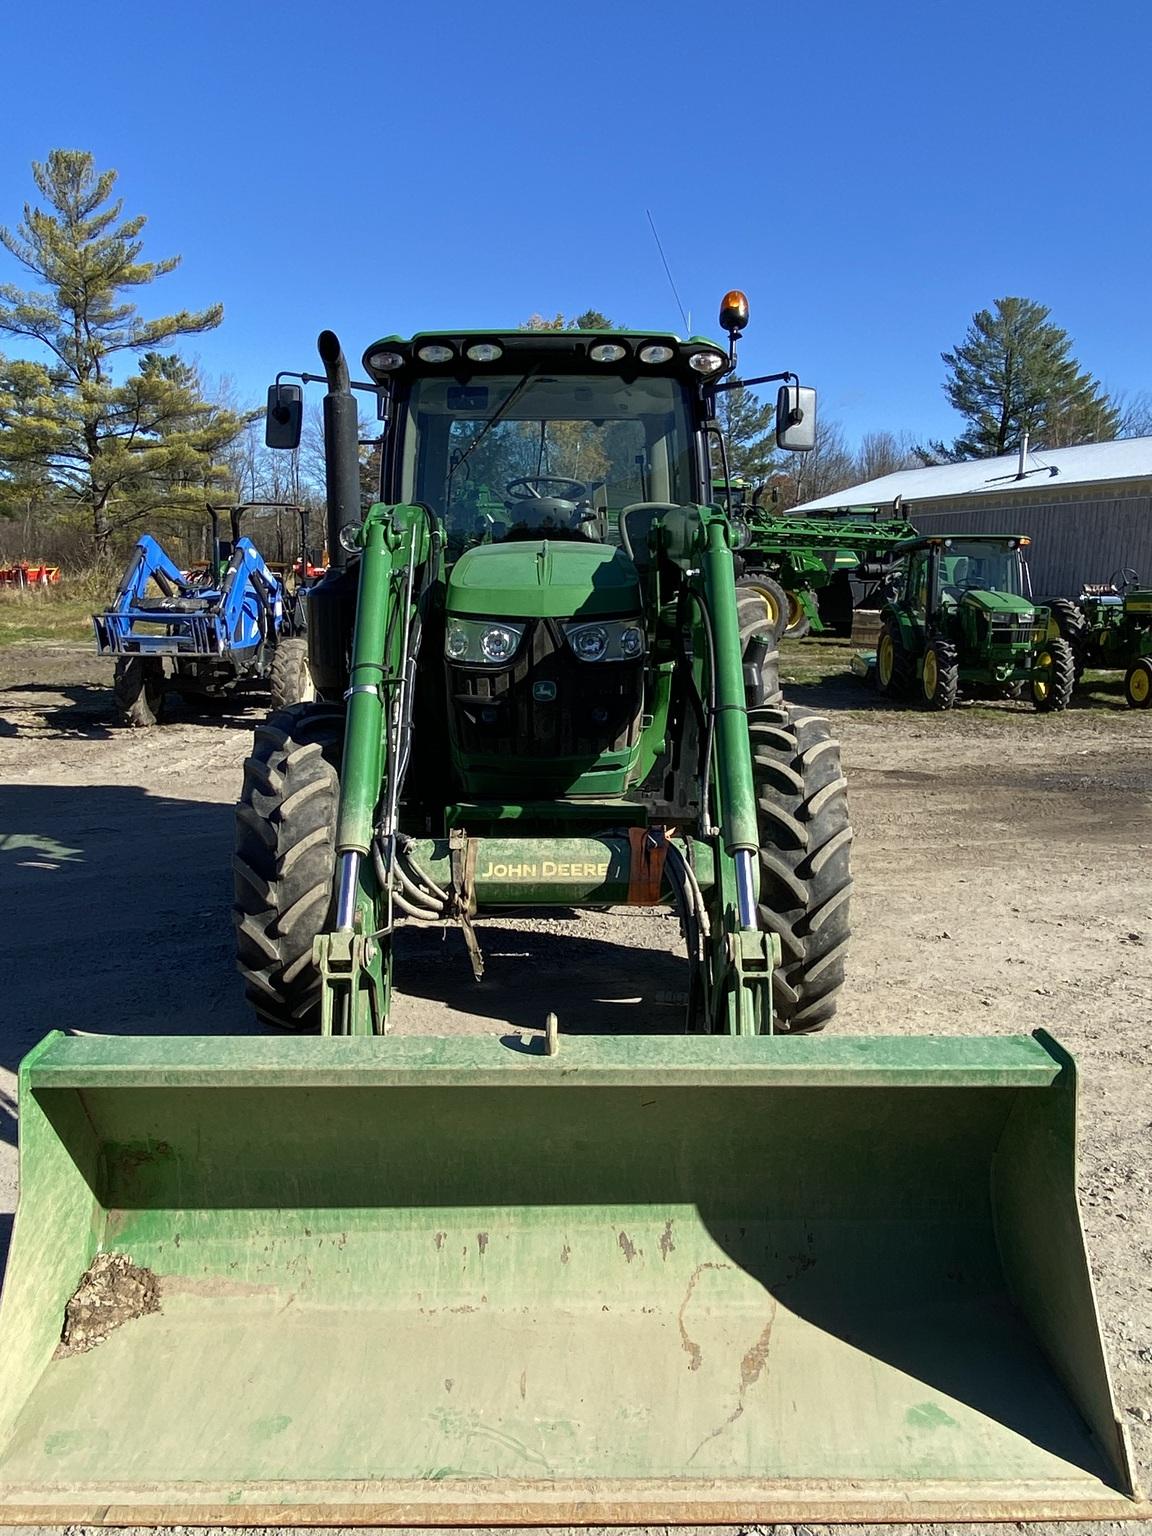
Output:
top-left (399, 373), bottom-right (694, 550)
top-left (939, 542), bottom-right (1027, 598)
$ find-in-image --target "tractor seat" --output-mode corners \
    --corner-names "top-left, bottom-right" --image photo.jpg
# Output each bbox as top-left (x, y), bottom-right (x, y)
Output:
top-left (132, 595), bottom-right (214, 612)
top-left (618, 503), bottom-right (680, 569)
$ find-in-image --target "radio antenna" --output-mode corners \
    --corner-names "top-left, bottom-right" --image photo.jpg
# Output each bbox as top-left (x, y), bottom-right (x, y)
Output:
top-left (646, 209), bottom-right (690, 334)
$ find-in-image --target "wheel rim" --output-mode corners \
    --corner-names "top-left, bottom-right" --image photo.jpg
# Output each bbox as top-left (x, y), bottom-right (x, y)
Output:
top-left (1034, 650), bottom-right (1052, 701)
top-left (748, 582), bottom-right (780, 629)
top-left (878, 634), bottom-right (894, 686)
top-left (923, 649), bottom-right (938, 698)
top-left (1130, 664), bottom-right (1151, 705)
top-left (785, 592), bottom-right (805, 631)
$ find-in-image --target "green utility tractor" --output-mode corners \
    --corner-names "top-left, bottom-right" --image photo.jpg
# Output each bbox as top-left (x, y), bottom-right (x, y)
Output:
top-left (870, 534), bottom-right (1076, 711)
top-left (1043, 569), bottom-right (1152, 707)
top-left (0, 298), bottom-right (1143, 1525)
top-left (238, 308), bottom-right (842, 1040)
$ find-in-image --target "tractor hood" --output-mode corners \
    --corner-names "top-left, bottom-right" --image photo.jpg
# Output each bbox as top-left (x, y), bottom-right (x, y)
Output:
top-left (959, 590), bottom-right (1035, 618)
top-left (446, 540), bottom-right (641, 619)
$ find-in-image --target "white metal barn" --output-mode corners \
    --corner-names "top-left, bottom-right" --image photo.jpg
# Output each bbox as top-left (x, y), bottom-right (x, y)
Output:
top-left (794, 438), bottom-right (1152, 598)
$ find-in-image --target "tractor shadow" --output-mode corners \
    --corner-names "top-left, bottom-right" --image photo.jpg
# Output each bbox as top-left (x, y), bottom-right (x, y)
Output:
top-left (780, 673), bottom-right (889, 712)
top-left (0, 781), bottom-right (262, 1097)
top-left (392, 917), bottom-right (691, 1036)
top-left (0, 681), bottom-right (116, 740)
top-left (0, 682), bottom-right (268, 740)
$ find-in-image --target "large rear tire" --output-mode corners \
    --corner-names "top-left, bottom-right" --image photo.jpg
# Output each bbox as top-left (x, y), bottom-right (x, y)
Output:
top-left (1032, 636), bottom-right (1075, 713)
top-left (269, 636), bottom-right (316, 711)
top-left (1042, 598), bottom-right (1087, 683)
top-left (113, 657), bottom-right (164, 728)
top-left (233, 702), bottom-right (343, 1029)
top-left (750, 703), bottom-right (853, 1033)
top-left (1043, 597), bottom-right (1087, 645)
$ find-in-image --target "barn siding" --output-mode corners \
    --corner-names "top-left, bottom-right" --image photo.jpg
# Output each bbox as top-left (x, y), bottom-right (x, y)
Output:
top-left (910, 492), bottom-right (1152, 597)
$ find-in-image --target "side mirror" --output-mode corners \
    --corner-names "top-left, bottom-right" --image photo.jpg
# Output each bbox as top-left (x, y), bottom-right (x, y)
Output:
top-left (776, 384), bottom-right (817, 452)
top-left (265, 382), bottom-right (303, 450)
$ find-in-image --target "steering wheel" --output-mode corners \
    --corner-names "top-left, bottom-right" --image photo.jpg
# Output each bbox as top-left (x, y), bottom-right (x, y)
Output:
top-left (505, 475), bottom-right (587, 502)
top-left (1110, 566), bottom-right (1142, 594)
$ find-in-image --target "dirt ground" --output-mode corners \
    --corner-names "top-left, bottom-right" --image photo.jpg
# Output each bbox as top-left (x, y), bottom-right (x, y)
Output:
top-left (0, 643), bottom-right (1150, 1536)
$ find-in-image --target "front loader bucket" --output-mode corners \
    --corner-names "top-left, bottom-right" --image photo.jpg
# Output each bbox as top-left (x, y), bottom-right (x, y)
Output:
top-left (0, 1031), bottom-right (1144, 1526)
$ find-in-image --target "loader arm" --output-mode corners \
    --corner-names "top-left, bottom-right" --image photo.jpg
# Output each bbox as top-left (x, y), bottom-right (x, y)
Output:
top-left (315, 502), bottom-right (438, 1035)
top-left (215, 538), bottom-right (284, 647)
top-left (110, 534), bottom-right (197, 607)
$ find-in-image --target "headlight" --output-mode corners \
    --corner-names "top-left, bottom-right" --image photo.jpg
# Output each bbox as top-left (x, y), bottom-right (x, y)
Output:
top-left (367, 349), bottom-right (404, 371)
top-left (417, 343), bottom-right (455, 363)
top-left (480, 625), bottom-right (520, 662)
top-left (639, 343), bottom-right (675, 364)
top-left (571, 624), bottom-right (609, 661)
top-left (564, 619), bottom-right (646, 662)
top-left (589, 342), bottom-right (628, 362)
top-left (466, 342), bottom-right (503, 362)
top-left (444, 618), bottom-right (525, 666)
top-left (688, 349), bottom-right (726, 374)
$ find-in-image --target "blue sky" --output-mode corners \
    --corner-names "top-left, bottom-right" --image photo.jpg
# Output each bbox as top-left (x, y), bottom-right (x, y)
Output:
top-left (1, 0), bottom-right (1150, 448)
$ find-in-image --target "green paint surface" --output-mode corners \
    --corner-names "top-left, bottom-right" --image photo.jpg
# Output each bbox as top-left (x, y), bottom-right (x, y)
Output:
top-left (446, 541), bottom-right (640, 620)
top-left (0, 1030), bottom-right (1138, 1518)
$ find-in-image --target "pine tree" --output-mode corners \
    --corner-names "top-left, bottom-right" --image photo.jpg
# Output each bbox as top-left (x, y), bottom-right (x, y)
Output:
top-left (0, 150), bottom-right (246, 555)
top-left (925, 297), bottom-right (1118, 461)
top-left (714, 382), bottom-right (778, 484)
top-left (525, 310), bottom-right (619, 331)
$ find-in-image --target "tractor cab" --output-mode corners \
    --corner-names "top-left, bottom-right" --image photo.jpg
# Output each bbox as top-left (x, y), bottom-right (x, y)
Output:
top-left (902, 535), bottom-right (1033, 623)
top-left (356, 329), bottom-right (754, 801)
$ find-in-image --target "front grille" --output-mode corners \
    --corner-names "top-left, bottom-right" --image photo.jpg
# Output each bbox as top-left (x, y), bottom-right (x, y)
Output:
top-left (448, 617), bottom-right (643, 766)
top-left (990, 620), bottom-right (1047, 647)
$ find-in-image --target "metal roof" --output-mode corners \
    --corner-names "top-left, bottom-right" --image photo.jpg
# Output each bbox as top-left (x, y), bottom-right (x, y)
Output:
top-left (793, 436), bottom-right (1152, 513)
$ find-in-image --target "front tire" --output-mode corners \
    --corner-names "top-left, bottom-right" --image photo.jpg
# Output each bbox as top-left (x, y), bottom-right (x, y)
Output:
top-left (877, 617), bottom-right (914, 698)
top-left (233, 702), bottom-right (343, 1029)
top-left (1124, 658), bottom-right (1152, 709)
top-left (269, 636), bottom-right (316, 711)
top-left (784, 591), bottom-right (811, 639)
top-left (922, 638), bottom-right (959, 710)
top-left (1033, 637), bottom-right (1075, 713)
top-left (113, 657), bottom-right (164, 728)
top-left (737, 575), bottom-right (783, 707)
top-left (750, 703), bottom-right (853, 1033)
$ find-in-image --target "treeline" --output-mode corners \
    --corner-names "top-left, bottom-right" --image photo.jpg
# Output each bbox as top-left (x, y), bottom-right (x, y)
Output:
top-left (3, 150), bottom-right (1147, 562)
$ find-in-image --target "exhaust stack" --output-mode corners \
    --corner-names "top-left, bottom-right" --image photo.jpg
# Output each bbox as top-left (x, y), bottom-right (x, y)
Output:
top-left (318, 329), bottom-right (360, 570)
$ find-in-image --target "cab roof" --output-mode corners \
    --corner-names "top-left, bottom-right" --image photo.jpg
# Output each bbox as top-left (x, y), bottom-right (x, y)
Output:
top-left (362, 330), bottom-right (728, 384)
top-left (895, 533), bottom-right (1030, 553)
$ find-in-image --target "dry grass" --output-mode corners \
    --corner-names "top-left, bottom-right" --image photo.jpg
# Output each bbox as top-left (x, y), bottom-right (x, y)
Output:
top-left (0, 569), bottom-right (112, 647)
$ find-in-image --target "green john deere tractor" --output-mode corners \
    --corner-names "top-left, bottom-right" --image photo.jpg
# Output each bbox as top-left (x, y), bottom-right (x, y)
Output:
top-left (0, 297), bottom-right (1143, 1525)
top-left (870, 533), bottom-right (1076, 711)
top-left (1044, 568), bottom-right (1152, 707)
